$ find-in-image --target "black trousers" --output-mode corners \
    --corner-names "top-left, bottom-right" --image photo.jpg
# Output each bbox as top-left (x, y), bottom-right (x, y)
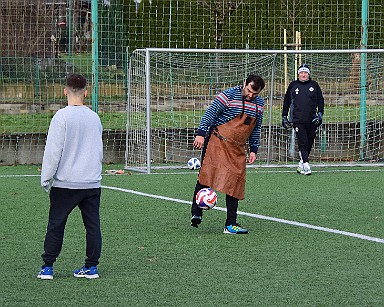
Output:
top-left (42, 187), bottom-right (102, 268)
top-left (294, 123), bottom-right (317, 163)
top-left (191, 129), bottom-right (239, 226)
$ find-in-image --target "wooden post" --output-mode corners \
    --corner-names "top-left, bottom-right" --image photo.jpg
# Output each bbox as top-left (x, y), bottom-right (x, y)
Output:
top-left (298, 31), bottom-right (302, 65)
top-left (295, 31), bottom-right (299, 76)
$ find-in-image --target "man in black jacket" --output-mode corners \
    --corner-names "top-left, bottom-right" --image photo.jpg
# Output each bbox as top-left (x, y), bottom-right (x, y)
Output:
top-left (282, 64), bottom-right (324, 175)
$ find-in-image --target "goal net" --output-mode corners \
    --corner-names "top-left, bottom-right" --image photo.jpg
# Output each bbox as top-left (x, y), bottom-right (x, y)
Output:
top-left (126, 48), bottom-right (384, 173)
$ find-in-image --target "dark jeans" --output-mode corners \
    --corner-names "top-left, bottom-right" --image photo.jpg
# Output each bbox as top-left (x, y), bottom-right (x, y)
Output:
top-left (191, 128), bottom-right (239, 226)
top-left (42, 187), bottom-right (102, 268)
top-left (294, 123), bottom-right (317, 163)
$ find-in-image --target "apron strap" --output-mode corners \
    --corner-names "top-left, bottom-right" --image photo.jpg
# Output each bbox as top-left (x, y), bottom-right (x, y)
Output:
top-left (240, 92), bottom-right (258, 124)
top-left (240, 93), bottom-right (245, 119)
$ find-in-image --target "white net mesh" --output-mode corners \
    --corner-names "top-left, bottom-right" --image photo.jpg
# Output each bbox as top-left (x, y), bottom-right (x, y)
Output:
top-left (126, 49), bottom-right (384, 172)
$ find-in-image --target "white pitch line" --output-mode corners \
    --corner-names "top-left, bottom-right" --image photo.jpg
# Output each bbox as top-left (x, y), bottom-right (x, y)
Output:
top-left (0, 172), bottom-right (382, 244)
top-left (234, 210), bottom-right (384, 243)
top-left (0, 174), bottom-right (40, 177)
top-left (130, 168), bottom-right (384, 175)
top-left (102, 185), bottom-right (384, 244)
top-left (0, 167), bottom-right (382, 179)
top-left (102, 185), bottom-right (192, 204)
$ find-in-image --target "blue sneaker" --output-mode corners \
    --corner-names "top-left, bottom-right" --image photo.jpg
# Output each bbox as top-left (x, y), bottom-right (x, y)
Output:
top-left (191, 215), bottom-right (202, 228)
top-left (37, 266), bottom-right (53, 280)
top-left (73, 266), bottom-right (99, 279)
top-left (223, 224), bottom-right (248, 234)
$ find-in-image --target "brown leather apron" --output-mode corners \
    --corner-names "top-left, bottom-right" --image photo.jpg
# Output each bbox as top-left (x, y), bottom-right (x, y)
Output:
top-left (198, 113), bottom-right (257, 200)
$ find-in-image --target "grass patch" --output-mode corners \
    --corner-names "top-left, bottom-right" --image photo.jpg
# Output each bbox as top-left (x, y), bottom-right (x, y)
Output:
top-left (0, 165), bottom-right (383, 306)
top-left (1, 104), bottom-right (384, 134)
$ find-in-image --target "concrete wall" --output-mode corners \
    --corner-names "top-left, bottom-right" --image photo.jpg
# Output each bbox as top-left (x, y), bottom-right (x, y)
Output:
top-left (0, 130), bottom-right (126, 165)
top-left (1, 122), bottom-right (383, 166)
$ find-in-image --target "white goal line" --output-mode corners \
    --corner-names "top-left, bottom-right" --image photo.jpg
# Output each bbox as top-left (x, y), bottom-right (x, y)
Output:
top-left (102, 185), bottom-right (384, 244)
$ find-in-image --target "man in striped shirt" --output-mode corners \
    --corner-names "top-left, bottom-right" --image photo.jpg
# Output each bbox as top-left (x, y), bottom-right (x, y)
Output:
top-left (191, 74), bottom-right (265, 234)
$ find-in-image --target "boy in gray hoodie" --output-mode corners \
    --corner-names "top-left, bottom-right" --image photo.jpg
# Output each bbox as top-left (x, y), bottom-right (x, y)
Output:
top-left (37, 74), bottom-right (103, 280)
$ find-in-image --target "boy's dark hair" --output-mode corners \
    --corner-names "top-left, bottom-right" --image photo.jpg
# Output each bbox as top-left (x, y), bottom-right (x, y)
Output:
top-left (246, 74), bottom-right (265, 92)
top-left (66, 74), bottom-right (87, 92)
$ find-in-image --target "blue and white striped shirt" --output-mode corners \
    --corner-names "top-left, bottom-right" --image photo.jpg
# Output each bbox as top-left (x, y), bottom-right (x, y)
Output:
top-left (197, 85), bottom-right (264, 153)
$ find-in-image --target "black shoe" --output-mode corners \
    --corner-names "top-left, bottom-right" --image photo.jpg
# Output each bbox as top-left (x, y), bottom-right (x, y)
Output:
top-left (191, 215), bottom-right (202, 228)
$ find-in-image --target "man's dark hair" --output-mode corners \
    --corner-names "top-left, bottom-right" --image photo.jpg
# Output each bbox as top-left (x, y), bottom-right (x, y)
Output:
top-left (246, 74), bottom-right (265, 92)
top-left (66, 74), bottom-right (87, 92)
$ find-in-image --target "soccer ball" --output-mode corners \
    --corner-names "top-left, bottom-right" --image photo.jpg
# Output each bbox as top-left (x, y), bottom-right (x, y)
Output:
top-left (187, 157), bottom-right (201, 170)
top-left (196, 188), bottom-right (217, 210)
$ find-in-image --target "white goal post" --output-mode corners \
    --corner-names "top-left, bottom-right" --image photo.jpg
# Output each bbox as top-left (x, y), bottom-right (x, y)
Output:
top-left (125, 48), bottom-right (384, 173)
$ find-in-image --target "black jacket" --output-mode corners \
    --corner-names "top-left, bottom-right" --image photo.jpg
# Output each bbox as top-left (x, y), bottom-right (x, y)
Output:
top-left (282, 78), bottom-right (324, 124)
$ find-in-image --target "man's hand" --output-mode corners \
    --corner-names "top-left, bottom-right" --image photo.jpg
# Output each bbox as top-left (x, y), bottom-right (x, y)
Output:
top-left (193, 135), bottom-right (205, 149)
top-left (42, 180), bottom-right (51, 193)
top-left (312, 112), bottom-right (323, 127)
top-left (248, 152), bottom-right (257, 164)
top-left (282, 116), bottom-right (292, 129)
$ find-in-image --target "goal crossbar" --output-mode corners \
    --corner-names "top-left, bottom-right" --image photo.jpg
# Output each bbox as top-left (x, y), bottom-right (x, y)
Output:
top-left (145, 48), bottom-right (384, 54)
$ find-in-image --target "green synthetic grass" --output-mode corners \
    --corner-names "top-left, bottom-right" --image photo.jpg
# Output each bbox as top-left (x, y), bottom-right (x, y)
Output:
top-left (0, 165), bottom-right (383, 306)
top-left (59, 53), bottom-right (92, 71)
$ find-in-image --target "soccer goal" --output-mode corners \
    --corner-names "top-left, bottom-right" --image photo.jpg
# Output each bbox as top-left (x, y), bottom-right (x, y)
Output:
top-left (125, 48), bottom-right (384, 173)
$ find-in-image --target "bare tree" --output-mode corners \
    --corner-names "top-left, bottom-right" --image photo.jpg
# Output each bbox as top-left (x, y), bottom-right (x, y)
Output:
top-left (198, 0), bottom-right (243, 49)
top-left (0, 0), bottom-right (59, 57)
top-left (197, 1), bottom-right (243, 93)
top-left (0, 0), bottom-right (88, 58)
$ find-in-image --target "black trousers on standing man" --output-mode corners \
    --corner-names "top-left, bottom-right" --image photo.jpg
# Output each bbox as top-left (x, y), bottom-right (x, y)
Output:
top-left (293, 123), bottom-right (317, 163)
